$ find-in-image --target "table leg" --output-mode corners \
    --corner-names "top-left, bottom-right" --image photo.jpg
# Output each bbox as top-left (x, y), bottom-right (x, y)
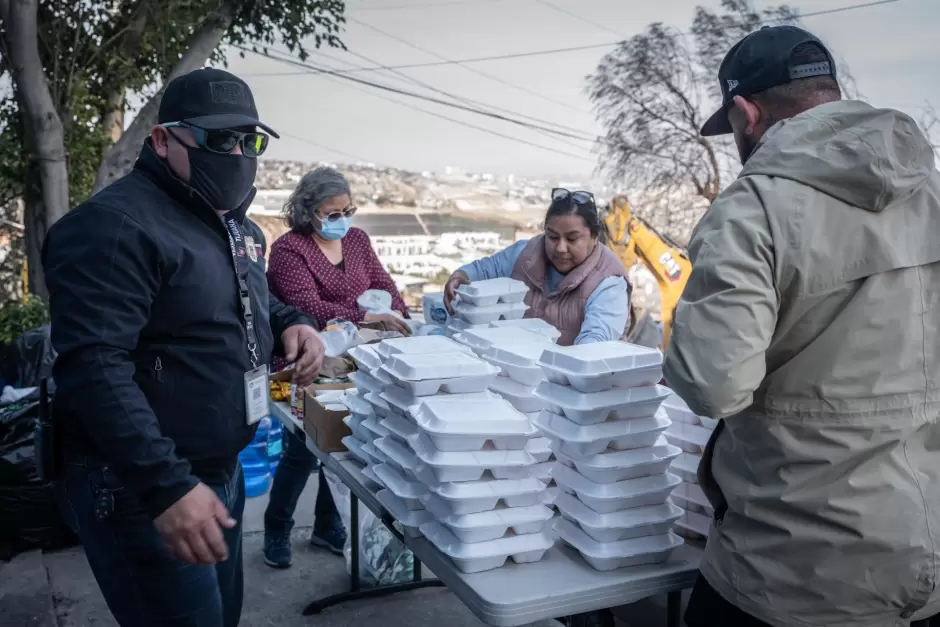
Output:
top-left (666, 590), bottom-right (682, 627)
top-left (350, 495), bottom-right (361, 592)
top-left (413, 554), bottom-right (423, 582)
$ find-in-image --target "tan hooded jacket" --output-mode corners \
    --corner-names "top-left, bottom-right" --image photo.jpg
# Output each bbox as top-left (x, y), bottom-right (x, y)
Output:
top-left (664, 100), bottom-right (940, 627)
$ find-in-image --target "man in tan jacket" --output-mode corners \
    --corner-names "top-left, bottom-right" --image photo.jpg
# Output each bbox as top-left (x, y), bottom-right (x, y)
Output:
top-left (664, 25), bottom-right (940, 627)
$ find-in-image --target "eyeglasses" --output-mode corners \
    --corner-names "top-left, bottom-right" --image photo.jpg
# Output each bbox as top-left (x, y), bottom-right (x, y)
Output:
top-left (163, 122), bottom-right (269, 158)
top-left (317, 205), bottom-right (358, 223)
top-left (552, 188), bottom-right (596, 208)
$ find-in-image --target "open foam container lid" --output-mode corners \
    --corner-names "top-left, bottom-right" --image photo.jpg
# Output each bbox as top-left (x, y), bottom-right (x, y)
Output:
top-left (538, 341), bottom-right (663, 376)
top-left (536, 381), bottom-right (671, 411)
top-left (376, 335), bottom-right (474, 359)
top-left (553, 463), bottom-right (681, 499)
top-left (456, 277), bottom-right (528, 299)
top-left (554, 437), bottom-right (680, 469)
top-left (383, 351), bottom-right (498, 381)
top-left (555, 517), bottom-right (683, 558)
top-left (414, 395), bottom-right (534, 435)
top-left (534, 409), bottom-right (671, 443)
top-left (409, 432), bottom-right (536, 468)
top-left (555, 492), bottom-right (682, 528)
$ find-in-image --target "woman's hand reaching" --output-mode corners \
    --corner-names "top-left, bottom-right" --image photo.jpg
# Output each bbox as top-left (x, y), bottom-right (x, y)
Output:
top-left (443, 271), bottom-right (471, 315)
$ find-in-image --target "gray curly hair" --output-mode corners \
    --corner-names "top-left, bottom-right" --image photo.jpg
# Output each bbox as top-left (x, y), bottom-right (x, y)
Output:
top-left (283, 167), bottom-right (352, 236)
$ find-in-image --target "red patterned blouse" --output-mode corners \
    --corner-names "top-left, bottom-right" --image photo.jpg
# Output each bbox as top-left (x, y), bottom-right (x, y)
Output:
top-left (266, 227), bottom-right (409, 330)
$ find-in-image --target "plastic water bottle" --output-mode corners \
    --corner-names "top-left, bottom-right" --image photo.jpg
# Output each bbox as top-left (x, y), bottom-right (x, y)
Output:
top-left (240, 418), bottom-right (272, 497)
top-left (266, 419), bottom-right (283, 474)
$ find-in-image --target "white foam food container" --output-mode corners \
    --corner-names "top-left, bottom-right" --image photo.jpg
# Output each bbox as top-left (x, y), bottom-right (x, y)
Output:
top-left (484, 349), bottom-right (546, 387)
top-left (456, 277), bottom-right (529, 307)
top-left (661, 393), bottom-right (700, 425)
top-left (361, 415), bottom-right (391, 440)
top-left (374, 463), bottom-right (428, 510)
top-left (555, 518), bottom-right (683, 571)
top-left (671, 482), bottom-right (714, 516)
top-left (343, 413), bottom-right (371, 442)
top-left (373, 436), bottom-right (419, 474)
top-left (382, 353), bottom-right (500, 396)
top-left (489, 318), bottom-right (562, 342)
top-left (531, 461), bottom-right (555, 484)
top-left (413, 396), bottom-right (537, 452)
top-left (664, 423), bottom-right (712, 455)
top-left (409, 432), bottom-right (538, 483)
top-left (348, 344), bottom-right (383, 373)
top-left (527, 438), bottom-right (552, 463)
top-left (420, 474), bottom-right (548, 515)
top-left (488, 376), bottom-right (545, 413)
top-left (379, 413), bottom-right (419, 445)
top-left (348, 369), bottom-right (390, 395)
top-left (424, 496), bottom-right (555, 543)
top-left (554, 438), bottom-right (681, 483)
top-left (535, 382), bottom-right (671, 426)
top-left (420, 520), bottom-right (554, 574)
top-left (361, 464), bottom-right (384, 489)
top-left (342, 436), bottom-right (369, 465)
top-left (555, 492), bottom-right (683, 543)
top-left (454, 301), bottom-right (528, 325)
top-left (537, 341), bottom-right (664, 393)
top-left (699, 416), bottom-right (719, 430)
top-left (363, 391), bottom-right (392, 418)
top-left (676, 508), bottom-right (711, 538)
top-left (453, 326), bottom-right (549, 356)
top-left (381, 386), bottom-right (499, 421)
top-left (670, 453), bottom-right (701, 484)
top-left (553, 463), bottom-right (681, 514)
top-left (447, 317), bottom-right (485, 335)
top-left (344, 390), bottom-right (374, 416)
top-left (376, 335), bottom-right (474, 359)
top-left (534, 410), bottom-right (671, 458)
top-left (360, 441), bottom-right (388, 466)
top-left (376, 489), bottom-right (433, 538)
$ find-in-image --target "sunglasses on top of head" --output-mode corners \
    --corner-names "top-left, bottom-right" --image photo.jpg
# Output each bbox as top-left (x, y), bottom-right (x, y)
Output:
top-left (162, 121), bottom-right (269, 158)
top-left (552, 188), bottom-right (596, 208)
top-left (317, 205), bottom-right (358, 223)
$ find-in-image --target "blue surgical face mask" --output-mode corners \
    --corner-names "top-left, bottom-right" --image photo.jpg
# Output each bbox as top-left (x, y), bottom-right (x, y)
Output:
top-left (318, 216), bottom-right (351, 240)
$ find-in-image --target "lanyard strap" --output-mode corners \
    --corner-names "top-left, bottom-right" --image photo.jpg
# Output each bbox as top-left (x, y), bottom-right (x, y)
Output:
top-left (223, 213), bottom-right (260, 369)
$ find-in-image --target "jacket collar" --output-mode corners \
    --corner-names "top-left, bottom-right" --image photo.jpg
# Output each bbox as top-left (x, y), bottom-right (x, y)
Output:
top-left (133, 139), bottom-right (256, 224)
top-left (519, 235), bottom-right (605, 297)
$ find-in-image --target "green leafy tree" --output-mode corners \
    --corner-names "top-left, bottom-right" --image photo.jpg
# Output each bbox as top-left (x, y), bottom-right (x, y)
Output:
top-left (0, 0), bottom-right (346, 302)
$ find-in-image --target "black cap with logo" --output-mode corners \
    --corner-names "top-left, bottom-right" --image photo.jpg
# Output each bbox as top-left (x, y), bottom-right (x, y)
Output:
top-left (700, 25), bottom-right (836, 137)
top-left (158, 67), bottom-right (280, 138)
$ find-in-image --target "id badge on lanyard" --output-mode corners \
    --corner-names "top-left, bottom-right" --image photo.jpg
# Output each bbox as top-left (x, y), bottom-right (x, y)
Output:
top-left (224, 213), bottom-right (270, 426)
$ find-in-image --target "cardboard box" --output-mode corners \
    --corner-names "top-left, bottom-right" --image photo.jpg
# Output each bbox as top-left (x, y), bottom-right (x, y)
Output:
top-left (302, 382), bottom-right (355, 453)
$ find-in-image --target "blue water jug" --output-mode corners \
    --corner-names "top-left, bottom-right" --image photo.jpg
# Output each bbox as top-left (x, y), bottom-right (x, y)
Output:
top-left (240, 418), bottom-right (273, 497)
top-left (266, 420), bottom-right (283, 475)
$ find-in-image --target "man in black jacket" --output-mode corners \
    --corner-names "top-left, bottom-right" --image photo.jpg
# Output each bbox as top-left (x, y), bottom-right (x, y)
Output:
top-left (42, 68), bottom-right (325, 627)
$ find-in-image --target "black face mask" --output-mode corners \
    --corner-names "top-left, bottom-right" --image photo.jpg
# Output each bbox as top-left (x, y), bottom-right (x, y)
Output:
top-left (184, 145), bottom-right (257, 212)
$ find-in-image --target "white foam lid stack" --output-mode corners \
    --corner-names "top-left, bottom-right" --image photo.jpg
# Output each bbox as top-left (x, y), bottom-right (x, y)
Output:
top-left (661, 392), bottom-right (719, 541)
top-left (530, 341), bottom-right (685, 571)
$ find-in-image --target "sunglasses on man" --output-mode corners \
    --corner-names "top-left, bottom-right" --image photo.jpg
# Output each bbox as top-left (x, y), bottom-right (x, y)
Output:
top-left (552, 187), bottom-right (596, 208)
top-left (163, 121), bottom-right (269, 158)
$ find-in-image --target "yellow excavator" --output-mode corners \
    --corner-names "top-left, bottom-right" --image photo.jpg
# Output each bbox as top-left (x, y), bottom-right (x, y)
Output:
top-left (602, 195), bottom-right (692, 348)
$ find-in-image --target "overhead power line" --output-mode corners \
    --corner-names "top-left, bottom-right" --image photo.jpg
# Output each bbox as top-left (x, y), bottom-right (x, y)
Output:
top-left (246, 47), bottom-right (595, 162)
top-left (245, 0), bottom-right (901, 77)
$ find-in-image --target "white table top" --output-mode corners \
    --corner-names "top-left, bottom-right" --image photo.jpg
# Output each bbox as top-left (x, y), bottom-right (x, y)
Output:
top-left (269, 401), bottom-right (701, 626)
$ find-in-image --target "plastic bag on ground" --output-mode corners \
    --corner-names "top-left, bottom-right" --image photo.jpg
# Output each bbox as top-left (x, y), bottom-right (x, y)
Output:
top-left (322, 466), bottom-right (414, 586)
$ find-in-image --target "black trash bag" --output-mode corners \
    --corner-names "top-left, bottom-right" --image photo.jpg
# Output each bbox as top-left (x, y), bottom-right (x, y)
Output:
top-left (0, 398), bottom-right (77, 560)
top-left (15, 324), bottom-right (56, 389)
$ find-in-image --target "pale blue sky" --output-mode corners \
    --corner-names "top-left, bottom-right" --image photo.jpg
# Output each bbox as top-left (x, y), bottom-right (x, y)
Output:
top-left (225, 0), bottom-right (939, 179)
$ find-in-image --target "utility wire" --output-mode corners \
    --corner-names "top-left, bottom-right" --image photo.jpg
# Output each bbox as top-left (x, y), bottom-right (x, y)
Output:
top-left (247, 46), bottom-right (595, 162)
top-left (278, 131), bottom-right (378, 164)
top-left (534, 0), bottom-right (623, 37)
top-left (245, 0), bottom-right (901, 77)
top-left (346, 15), bottom-right (589, 114)
top-left (235, 44), bottom-right (597, 143)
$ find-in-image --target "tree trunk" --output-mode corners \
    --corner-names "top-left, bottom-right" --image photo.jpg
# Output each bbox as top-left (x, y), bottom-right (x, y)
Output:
top-left (92, 8), bottom-right (236, 194)
top-left (1, 0), bottom-right (71, 303)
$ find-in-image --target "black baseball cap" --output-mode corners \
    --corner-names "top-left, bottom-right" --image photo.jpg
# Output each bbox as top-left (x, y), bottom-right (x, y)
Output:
top-left (158, 67), bottom-right (280, 138)
top-left (700, 25), bottom-right (836, 137)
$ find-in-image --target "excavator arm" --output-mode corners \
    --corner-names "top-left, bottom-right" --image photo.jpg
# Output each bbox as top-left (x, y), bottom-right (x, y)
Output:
top-left (602, 195), bottom-right (691, 348)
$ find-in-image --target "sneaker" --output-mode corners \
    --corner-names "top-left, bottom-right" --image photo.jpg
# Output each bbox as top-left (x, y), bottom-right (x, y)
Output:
top-left (310, 526), bottom-right (346, 556)
top-left (263, 533), bottom-right (292, 569)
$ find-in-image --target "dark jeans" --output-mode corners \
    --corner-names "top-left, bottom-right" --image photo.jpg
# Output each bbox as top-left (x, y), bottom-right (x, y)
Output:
top-left (55, 458), bottom-right (245, 627)
top-left (264, 427), bottom-right (342, 536)
top-left (686, 573), bottom-right (939, 627)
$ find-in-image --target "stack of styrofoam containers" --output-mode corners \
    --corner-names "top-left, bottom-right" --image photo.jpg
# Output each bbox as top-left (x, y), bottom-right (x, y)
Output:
top-left (368, 335), bottom-right (555, 574)
top-left (662, 393), bottom-right (719, 541)
top-left (531, 341), bottom-right (686, 571)
top-left (447, 278), bottom-right (530, 338)
top-left (345, 344), bottom-right (394, 488)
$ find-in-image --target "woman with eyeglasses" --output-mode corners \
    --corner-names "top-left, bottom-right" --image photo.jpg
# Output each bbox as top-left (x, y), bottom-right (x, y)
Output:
top-left (262, 167), bottom-right (410, 570)
top-left (444, 188), bottom-right (630, 346)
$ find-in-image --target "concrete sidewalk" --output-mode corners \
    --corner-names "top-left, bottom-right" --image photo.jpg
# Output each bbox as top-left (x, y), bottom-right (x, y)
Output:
top-left (0, 477), bottom-right (683, 627)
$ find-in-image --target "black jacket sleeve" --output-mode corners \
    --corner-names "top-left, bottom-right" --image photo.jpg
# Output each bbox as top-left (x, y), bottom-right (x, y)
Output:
top-left (269, 293), bottom-right (317, 353)
top-left (43, 204), bottom-right (198, 518)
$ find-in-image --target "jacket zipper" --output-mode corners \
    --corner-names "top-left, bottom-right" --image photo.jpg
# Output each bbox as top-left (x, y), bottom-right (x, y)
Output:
top-left (154, 356), bottom-right (164, 383)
